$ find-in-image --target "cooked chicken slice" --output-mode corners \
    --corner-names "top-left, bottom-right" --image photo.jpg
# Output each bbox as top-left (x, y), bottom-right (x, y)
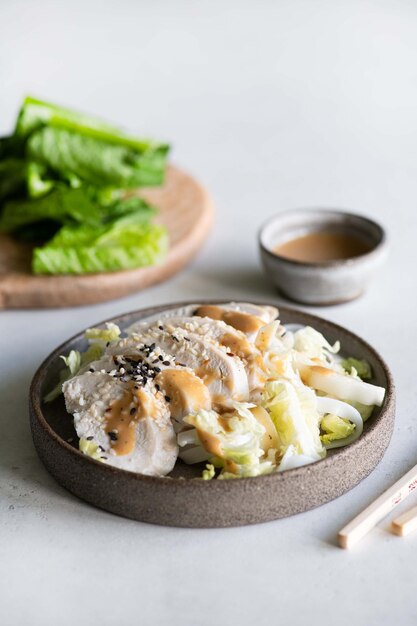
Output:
top-left (154, 368), bottom-right (211, 431)
top-left (63, 371), bottom-right (178, 475)
top-left (131, 316), bottom-right (267, 392)
top-left (82, 352), bottom-right (211, 430)
top-left (126, 302), bottom-right (278, 340)
top-left (107, 327), bottom-right (250, 403)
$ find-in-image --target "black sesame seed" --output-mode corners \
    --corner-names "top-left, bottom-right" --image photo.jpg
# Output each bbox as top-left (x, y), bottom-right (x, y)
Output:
top-left (155, 384), bottom-right (160, 391)
top-left (154, 366), bottom-right (161, 373)
top-left (130, 407), bottom-right (136, 416)
top-left (89, 368), bottom-right (94, 373)
top-left (106, 342), bottom-right (110, 347)
top-left (100, 456), bottom-right (108, 460)
top-left (109, 431), bottom-right (118, 441)
top-left (149, 343), bottom-right (156, 350)
top-left (98, 445), bottom-right (105, 452)
top-left (86, 436), bottom-right (94, 441)
top-left (184, 337), bottom-right (190, 342)
top-left (158, 325), bottom-right (164, 330)
top-left (163, 360), bottom-right (170, 366)
top-left (158, 355), bottom-right (164, 361)
top-left (165, 395), bottom-right (171, 402)
top-left (152, 359), bottom-right (159, 364)
top-left (172, 335), bottom-right (179, 342)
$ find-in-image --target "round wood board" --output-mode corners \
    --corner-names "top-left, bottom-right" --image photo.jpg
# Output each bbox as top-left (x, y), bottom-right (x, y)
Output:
top-left (30, 301), bottom-right (395, 528)
top-left (0, 166), bottom-right (214, 309)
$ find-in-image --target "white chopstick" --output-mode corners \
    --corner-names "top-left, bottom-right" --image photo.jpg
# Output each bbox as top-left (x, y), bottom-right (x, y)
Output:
top-left (391, 504), bottom-right (417, 537)
top-left (338, 462), bottom-right (417, 549)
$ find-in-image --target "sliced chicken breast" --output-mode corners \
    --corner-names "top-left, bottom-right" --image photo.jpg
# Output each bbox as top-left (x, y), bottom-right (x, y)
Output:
top-left (63, 371), bottom-right (178, 475)
top-left (127, 302), bottom-right (278, 340)
top-left (139, 316), bottom-right (267, 392)
top-left (108, 326), bottom-right (250, 403)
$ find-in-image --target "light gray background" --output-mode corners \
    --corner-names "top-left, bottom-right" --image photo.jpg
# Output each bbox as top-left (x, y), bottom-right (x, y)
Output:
top-left (1, 1), bottom-right (416, 624)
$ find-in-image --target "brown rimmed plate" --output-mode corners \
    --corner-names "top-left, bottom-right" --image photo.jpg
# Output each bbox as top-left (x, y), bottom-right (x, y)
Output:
top-left (29, 301), bottom-right (395, 527)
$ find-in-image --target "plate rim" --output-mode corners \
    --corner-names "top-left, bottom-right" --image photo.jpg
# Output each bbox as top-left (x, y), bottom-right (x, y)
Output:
top-left (29, 299), bottom-right (396, 488)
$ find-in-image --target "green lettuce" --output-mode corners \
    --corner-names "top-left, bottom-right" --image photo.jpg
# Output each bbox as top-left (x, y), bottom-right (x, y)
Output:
top-left (0, 158), bottom-right (26, 202)
top-left (0, 186), bottom-right (102, 233)
top-left (0, 96), bottom-right (169, 275)
top-left (33, 219), bottom-right (168, 274)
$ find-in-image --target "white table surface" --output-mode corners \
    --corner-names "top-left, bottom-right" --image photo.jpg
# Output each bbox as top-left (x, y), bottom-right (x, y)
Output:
top-left (1, 1), bottom-right (417, 624)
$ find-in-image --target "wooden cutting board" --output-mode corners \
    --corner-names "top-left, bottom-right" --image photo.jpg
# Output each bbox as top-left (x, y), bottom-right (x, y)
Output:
top-left (0, 165), bottom-right (214, 309)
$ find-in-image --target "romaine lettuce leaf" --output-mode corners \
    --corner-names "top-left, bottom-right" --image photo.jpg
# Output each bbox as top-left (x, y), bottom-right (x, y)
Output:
top-left (27, 127), bottom-right (168, 188)
top-left (0, 158), bottom-right (26, 202)
top-left (0, 186), bottom-right (102, 233)
top-left (33, 220), bottom-right (168, 274)
top-left (15, 96), bottom-right (166, 154)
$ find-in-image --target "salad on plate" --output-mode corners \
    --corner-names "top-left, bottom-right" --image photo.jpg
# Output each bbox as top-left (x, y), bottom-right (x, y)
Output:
top-left (48, 302), bottom-right (386, 479)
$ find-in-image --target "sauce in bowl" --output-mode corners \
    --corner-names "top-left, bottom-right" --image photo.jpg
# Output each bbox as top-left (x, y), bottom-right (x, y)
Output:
top-left (274, 230), bottom-right (372, 264)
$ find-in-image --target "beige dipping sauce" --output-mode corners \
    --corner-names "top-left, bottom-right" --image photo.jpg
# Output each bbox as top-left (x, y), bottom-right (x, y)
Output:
top-left (274, 230), bottom-right (372, 263)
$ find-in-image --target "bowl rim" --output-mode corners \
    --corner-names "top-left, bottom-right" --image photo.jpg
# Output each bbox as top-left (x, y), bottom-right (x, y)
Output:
top-left (258, 207), bottom-right (387, 269)
top-left (30, 300), bottom-right (395, 489)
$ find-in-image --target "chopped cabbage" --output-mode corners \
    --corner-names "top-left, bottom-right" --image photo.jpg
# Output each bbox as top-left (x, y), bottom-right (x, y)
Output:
top-left (262, 380), bottom-right (326, 469)
top-left (181, 402), bottom-right (277, 478)
top-left (85, 322), bottom-right (121, 344)
top-left (342, 357), bottom-right (372, 380)
top-left (202, 464), bottom-right (215, 480)
top-left (60, 350), bottom-right (82, 375)
top-left (293, 326), bottom-right (340, 359)
top-left (320, 414), bottom-right (356, 446)
top-left (79, 438), bottom-right (104, 461)
top-left (348, 400), bottom-right (374, 422)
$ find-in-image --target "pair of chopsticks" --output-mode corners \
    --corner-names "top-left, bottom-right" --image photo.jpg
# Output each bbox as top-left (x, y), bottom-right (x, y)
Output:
top-left (338, 462), bottom-right (417, 549)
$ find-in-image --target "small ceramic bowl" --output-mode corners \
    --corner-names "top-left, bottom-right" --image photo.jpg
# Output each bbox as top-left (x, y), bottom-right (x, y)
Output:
top-left (259, 208), bottom-right (387, 305)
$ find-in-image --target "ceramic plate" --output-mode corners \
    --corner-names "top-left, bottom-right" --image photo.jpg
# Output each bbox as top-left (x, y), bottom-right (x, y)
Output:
top-left (29, 301), bottom-right (395, 527)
